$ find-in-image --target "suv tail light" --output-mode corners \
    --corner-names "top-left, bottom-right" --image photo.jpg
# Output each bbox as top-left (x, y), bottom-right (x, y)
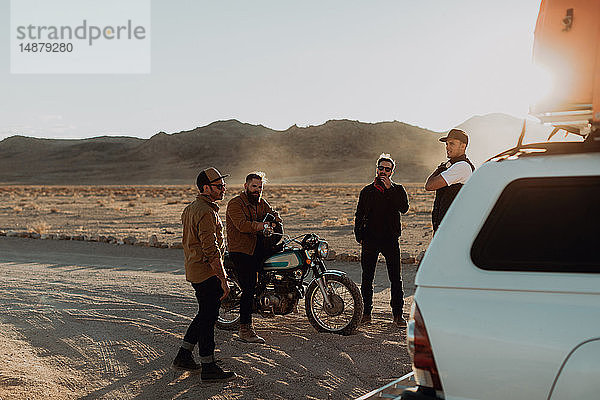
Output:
top-left (407, 302), bottom-right (443, 393)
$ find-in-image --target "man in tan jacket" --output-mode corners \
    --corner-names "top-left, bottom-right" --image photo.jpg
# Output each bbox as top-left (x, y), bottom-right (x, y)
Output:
top-left (226, 172), bottom-right (282, 344)
top-left (172, 167), bottom-right (236, 382)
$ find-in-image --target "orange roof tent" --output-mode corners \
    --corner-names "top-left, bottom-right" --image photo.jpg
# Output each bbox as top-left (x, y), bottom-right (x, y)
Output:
top-left (530, 0), bottom-right (600, 134)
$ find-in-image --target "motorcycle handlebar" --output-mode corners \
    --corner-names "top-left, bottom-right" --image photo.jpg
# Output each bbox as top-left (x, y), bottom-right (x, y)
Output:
top-left (262, 232), bottom-right (321, 249)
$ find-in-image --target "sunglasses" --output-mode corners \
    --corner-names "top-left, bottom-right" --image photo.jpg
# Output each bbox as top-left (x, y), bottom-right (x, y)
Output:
top-left (377, 166), bottom-right (393, 172)
top-left (210, 183), bottom-right (226, 190)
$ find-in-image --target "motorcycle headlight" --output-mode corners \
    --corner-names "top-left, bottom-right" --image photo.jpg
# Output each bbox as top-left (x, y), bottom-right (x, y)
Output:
top-left (317, 241), bottom-right (329, 259)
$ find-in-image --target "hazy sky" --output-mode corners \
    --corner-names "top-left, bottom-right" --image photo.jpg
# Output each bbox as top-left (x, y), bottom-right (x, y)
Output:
top-left (0, 0), bottom-right (544, 140)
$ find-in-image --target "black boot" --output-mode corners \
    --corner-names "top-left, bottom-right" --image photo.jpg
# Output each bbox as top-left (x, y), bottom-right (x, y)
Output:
top-left (201, 362), bottom-right (236, 382)
top-left (172, 348), bottom-right (200, 371)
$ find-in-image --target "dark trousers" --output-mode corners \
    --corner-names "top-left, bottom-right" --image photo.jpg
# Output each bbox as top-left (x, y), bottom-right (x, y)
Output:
top-left (229, 251), bottom-right (262, 325)
top-left (360, 239), bottom-right (404, 317)
top-left (183, 276), bottom-right (223, 359)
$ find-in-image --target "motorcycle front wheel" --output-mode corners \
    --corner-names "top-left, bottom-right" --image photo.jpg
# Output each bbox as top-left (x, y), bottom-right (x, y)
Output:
top-left (216, 279), bottom-right (241, 330)
top-left (305, 273), bottom-right (363, 336)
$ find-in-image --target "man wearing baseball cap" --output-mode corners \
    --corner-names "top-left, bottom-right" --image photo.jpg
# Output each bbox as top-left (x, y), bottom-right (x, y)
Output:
top-left (172, 167), bottom-right (236, 381)
top-left (424, 129), bottom-right (475, 232)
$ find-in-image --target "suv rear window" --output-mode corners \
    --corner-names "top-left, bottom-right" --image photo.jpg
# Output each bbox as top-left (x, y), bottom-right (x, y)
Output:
top-left (471, 176), bottom-right (600, 273)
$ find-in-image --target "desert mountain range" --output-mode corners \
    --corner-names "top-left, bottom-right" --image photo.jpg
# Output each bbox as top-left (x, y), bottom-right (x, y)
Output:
top-left (0, 113), bottom-right (553, 185)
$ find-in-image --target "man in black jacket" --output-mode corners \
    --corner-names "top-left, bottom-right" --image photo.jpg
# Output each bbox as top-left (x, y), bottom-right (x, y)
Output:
top-left (425, 129), bottom-right (475, 232)
top-left (354, 153), bottom-right (409, 328)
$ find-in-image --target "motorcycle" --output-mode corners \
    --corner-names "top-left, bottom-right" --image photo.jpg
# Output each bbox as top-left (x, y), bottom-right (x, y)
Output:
top-left (217, 231), bottom-right (363, 335)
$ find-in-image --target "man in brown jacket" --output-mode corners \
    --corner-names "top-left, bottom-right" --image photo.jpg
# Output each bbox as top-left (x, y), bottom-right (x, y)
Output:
top-left (172, 167), bottom-right (235, 382)
top-left (226, 172), bottom-right (283, 344)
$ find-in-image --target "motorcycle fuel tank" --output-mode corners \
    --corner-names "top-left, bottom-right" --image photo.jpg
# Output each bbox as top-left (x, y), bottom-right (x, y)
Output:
top-left (263, 250), bottom-right (306, 271)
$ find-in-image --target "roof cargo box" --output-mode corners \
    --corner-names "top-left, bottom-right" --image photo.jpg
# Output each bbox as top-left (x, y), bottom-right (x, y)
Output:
top-left (530, 0), bottom-right (600, 131)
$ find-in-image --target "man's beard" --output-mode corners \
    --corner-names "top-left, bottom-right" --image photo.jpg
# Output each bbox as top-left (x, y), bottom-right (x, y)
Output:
top-left (246, 190), bottom-right (261, 204)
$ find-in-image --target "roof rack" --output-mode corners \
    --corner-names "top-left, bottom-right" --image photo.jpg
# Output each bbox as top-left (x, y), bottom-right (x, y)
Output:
top-left (490, 135), bottom-right (600, 162)
top-left (492, 110), bottom-right (600, 163)
top-left (530, 103), bottom-right (593, 136)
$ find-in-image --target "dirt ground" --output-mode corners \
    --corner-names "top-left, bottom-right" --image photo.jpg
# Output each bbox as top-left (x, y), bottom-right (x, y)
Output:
top-left (0, 184), bottom-right (433, 399)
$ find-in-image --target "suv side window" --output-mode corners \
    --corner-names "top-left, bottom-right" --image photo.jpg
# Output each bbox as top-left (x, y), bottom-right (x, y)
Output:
top-left (471, 176), bottom-right (600, 273)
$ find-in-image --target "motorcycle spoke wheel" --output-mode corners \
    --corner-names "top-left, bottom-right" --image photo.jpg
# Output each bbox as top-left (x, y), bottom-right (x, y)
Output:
top-left (216, 281), bottom-right (241, 330)
top-left (218, 301), bottom-right (240, 322)
top-left (311, 282), bottom-right (353, 328)
top-left (305, 274), bottom-right (363, 335)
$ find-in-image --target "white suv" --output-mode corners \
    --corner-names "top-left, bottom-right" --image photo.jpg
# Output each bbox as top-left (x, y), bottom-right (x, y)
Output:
top-left (403, 138), bottom-right (600, 400)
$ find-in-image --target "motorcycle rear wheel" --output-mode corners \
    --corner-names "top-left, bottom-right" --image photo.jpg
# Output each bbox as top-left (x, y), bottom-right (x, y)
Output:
top-left (216, 279), bottom-right (241, 331)
top-left (305, 273), bottom-right (363, 335)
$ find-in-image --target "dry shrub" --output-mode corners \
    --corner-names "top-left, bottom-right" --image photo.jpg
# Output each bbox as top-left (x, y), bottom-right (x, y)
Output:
top-left (128, 201), bottom-right (136, 207)
top-left (143, 208), bottom-right (152, 216)
top-left (303, 201), bottom-right (320, 209)
top-left (49, 207), bottom-right (59, 213)
top-left (298, 209), bottom-right (308, 218)
top-left (277, 205), bottom-right (289, 214)
top-left (409, 205), bottom-right (431, 214)
top-left (29, 220), bottom-right (51, 234)
top-left (13, 206), bottom-right (22, 213)
top-left (166, 200), bottom-right (179, 205)
top-left (322, 217), bottom-right (350, 227)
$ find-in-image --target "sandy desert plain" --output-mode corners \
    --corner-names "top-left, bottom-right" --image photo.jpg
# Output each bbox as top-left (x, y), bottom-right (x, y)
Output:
top-left (0, 183), bottom-right (434, 400)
